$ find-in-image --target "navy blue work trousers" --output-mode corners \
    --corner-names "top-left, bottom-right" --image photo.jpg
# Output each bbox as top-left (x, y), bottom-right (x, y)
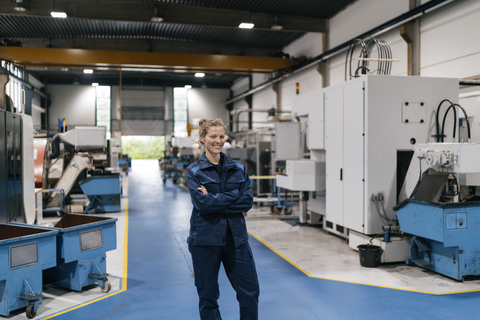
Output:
top-left (189, 228), bottom-right (260, 320)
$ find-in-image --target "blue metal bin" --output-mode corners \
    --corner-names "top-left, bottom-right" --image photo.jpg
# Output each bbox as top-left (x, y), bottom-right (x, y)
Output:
top-left (0, 224), bottom-right (58, 319)
top-left (43, 214), bottom-right (117, 293)
top-left (79, 175), bottom-right (121, 213)
top-left (395, 199), bottom-right (480, 281)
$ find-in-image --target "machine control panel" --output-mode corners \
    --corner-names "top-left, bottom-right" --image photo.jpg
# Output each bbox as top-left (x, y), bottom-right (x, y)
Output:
top-left (445, 212), bottom-right (467, 230)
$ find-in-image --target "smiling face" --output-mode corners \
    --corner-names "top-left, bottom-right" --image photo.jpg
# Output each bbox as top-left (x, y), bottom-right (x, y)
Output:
top-left (201, 125), bottom-right (225, 158)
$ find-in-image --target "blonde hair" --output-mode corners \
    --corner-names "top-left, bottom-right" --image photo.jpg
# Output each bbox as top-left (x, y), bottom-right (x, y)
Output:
top-left (198, 118), bottom-right (226, 145)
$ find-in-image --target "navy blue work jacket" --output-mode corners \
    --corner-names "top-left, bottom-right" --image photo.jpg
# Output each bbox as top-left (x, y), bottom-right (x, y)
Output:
top-left (186, 152), bottom-right (253, 247)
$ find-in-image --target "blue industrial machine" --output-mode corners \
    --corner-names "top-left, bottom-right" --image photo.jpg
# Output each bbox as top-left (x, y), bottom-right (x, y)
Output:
top-left (0, 224), bottom-right (58, 319)
top-left (395, 198), bottom-right (480, 281)
top-left (118, 154), bottom-right (131, 172)
top-left (79, 175), bottom-right (122, 213)
top-left (43, 213), bottom-right (117, 292)
top-left (395, 142), bottom-right (480, 281)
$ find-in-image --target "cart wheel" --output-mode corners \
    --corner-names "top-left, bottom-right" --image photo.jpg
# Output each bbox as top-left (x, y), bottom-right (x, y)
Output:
top-left (101, 280), bottom-right (111, 293)
top-left (275, 208), bottom-right (282, 215)
top-left (163, 179), bottom-right (166, 184)
top-left (26, 304), bottom-right (36, 319)
top-left (270, 206), bottom-right (275, 214)
top-left (173, 179), bottom-right (177, 184)
top-left (284, 207), bottom-right (292, 215)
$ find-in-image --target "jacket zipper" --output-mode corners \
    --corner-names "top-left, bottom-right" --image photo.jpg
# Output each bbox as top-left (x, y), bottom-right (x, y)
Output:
top-left (222, 166), bottom-right (230, 245)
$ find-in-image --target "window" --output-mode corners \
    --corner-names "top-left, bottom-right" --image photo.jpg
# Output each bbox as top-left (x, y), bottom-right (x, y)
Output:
top-left (2, 61), bottom-right (26, 113)
top-left (173, 87), bottom-right (188, 138)
top-left (96, 86), bottom-right (111, 137)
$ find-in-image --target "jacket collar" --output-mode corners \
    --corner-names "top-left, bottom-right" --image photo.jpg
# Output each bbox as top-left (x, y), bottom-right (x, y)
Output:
top-left (198, 152), bottom-right (237, 170)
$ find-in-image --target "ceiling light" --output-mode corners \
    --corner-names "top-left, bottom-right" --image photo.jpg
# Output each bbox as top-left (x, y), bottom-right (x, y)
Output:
top-left (151, 6), bottom-right (164, 22)
top-left (14, 0), bottom-right (26, 11)
top-left (239, 22), bottom-right (254, 29)
top-left (83, 69), bottom-right (94, 74)
top-left (195, 73), bottom-right (205, 78)
top-left (61, 68), bottom-right (69, 71)
top-left (51, 11), bottom-right (67, 18)
top-left (92, 83), bottom-right (99, 87)
top-left (271, 16), bottom-right (283, 30)
top-left (184, 85), bottom-right (192, 89)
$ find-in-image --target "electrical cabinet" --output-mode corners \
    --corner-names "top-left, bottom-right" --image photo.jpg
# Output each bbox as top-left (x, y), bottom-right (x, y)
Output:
top-left (292, 89), bottom-right (325, 150)
top-left (275, 122), bottom-right (302, 161)
top-left (2, 111), bottom-right (25, 224)
top-left (0, 110), bottom-right (6, 222)
top-left (324, 75), bottom-right (459, 235)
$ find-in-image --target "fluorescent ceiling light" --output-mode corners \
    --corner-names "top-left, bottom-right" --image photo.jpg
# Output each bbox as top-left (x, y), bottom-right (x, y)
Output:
top-left (14, 0), bottom-right (26, 11)
top-left (184, 85), bottom-right (192, 89)
top-left (51, 11), bottom-right (67, 18)
top-left (151, 6), bottom-right (164, 23)
top-left (121, 67), bottom-right (167, 72)
top-left (195, 73), bottom-right (205, 78)
top-left (151, 16), bottom-right (164, 23)
top-left (92, 83), bottom-right (99, 87)
top-left (83, 69), bottom-right (94, 74)
top-left (239, 22), bottom-right (254, 29)
top-left (271, 25), bottom-right (283, 30)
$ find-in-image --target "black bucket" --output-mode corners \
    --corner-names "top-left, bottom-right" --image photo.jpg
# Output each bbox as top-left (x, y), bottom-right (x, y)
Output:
top-left (357, 244), bottom-right (382, 267)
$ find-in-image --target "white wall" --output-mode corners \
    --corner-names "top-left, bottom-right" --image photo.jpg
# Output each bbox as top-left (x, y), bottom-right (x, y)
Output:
top-left (231, 0), bottom-right (480, 126)
top-left (111, 86), bottom-right (121, 121)
top-left (31, 94), bottom-right (42, 129)
top-left (44, 83), bottom-right (226, 137)
top-left (46, 85), bottom-right (96, 130)
top-left (420, 0), bottom-right (480, 78)
top-left (284, 32), bottom-right (324, 60)
top-left (188, 88), bottom-right (230, 126)
top-left (329, 0), bottom-right (408, 48)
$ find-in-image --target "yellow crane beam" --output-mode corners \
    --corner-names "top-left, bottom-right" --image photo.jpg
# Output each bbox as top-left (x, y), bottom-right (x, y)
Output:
top-left (0, 47), bottom-right (297, 74)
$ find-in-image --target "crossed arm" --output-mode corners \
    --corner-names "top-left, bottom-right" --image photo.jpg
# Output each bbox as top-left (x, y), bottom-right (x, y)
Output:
top-left (197, 185), bottom-right (249, 217)
top-left (187, 168), bottom-right (253, 215)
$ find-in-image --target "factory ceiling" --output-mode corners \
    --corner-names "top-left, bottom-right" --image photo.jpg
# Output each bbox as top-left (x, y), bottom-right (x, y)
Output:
top-left (0, 0), bottom-right (356, 88)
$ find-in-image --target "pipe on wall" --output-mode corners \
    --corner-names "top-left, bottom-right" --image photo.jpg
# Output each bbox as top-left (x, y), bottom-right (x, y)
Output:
top-left (225, 0), bottom-right (454, 105)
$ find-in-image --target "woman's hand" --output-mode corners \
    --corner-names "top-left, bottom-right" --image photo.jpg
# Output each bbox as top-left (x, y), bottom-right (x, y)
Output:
top-left (197, 185), bottom-right (208, 195)
top-left (243, 212), bottom-right (247, 217)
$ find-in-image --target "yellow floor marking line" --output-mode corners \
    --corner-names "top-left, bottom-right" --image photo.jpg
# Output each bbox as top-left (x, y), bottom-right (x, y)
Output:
top-left (43, 195), bottom-right (129, 318)
top-left (247, 230), bottom-right (480, 296)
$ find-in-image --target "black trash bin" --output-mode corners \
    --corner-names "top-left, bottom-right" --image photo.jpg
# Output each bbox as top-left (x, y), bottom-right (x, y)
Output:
top-left (357, 244), bottom-right (382, 267)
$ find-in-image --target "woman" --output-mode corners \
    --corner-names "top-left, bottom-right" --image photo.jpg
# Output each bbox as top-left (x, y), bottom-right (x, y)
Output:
top-left (186, 118), bottom-right (260, 320)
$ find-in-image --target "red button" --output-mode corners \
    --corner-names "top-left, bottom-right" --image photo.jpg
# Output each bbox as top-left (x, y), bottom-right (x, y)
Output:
top-left (459, 222), bottom-right (463, 226)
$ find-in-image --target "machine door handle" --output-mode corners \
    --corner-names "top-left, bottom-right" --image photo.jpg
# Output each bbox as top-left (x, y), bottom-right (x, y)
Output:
top-left (340, 168), bottom-right (343, 181)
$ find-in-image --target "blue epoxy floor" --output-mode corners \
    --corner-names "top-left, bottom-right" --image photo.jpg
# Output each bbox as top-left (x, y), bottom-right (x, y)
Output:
top-left (44, 160), bottom-right (480, 319)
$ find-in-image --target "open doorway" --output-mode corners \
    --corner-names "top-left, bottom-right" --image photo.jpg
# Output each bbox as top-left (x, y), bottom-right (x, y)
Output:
top-left (121, 136), bottom-right (165, 159)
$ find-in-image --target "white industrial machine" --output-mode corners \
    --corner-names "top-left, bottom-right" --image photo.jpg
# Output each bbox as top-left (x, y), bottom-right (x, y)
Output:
top-left (108, 131), bottom-right (123, 172)
top-left (277, 75), bottom-right (460, 262)
top-left (226, 129), bottom-right (276, 197)
top-left (38, 126), bottom-right (110, 213)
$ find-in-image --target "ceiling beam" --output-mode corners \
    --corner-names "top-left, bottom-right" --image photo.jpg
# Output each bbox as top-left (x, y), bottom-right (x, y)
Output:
top-left (15, 38), bottom-right (276, 57)
top-left (0, 1), bottom-right (327, 33)
top-left (0, 47), bottom-right (298, 74)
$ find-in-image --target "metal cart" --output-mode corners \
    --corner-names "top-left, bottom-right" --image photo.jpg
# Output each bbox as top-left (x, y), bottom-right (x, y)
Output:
top-left (43, 214), bottom-right (117, 292)
top-left (0, 224), bottom-right (58, 319)
top-left (79, 175), bottom-right (122, 213)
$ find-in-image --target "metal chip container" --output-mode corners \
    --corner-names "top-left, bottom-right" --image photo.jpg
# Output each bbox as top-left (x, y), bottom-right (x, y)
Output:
top-left (0, 224), bottom-right (58, 319)
top-left (79, 175), bottom-right (122, 213)
top-left (43, 213), bottom-right (117, 292)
